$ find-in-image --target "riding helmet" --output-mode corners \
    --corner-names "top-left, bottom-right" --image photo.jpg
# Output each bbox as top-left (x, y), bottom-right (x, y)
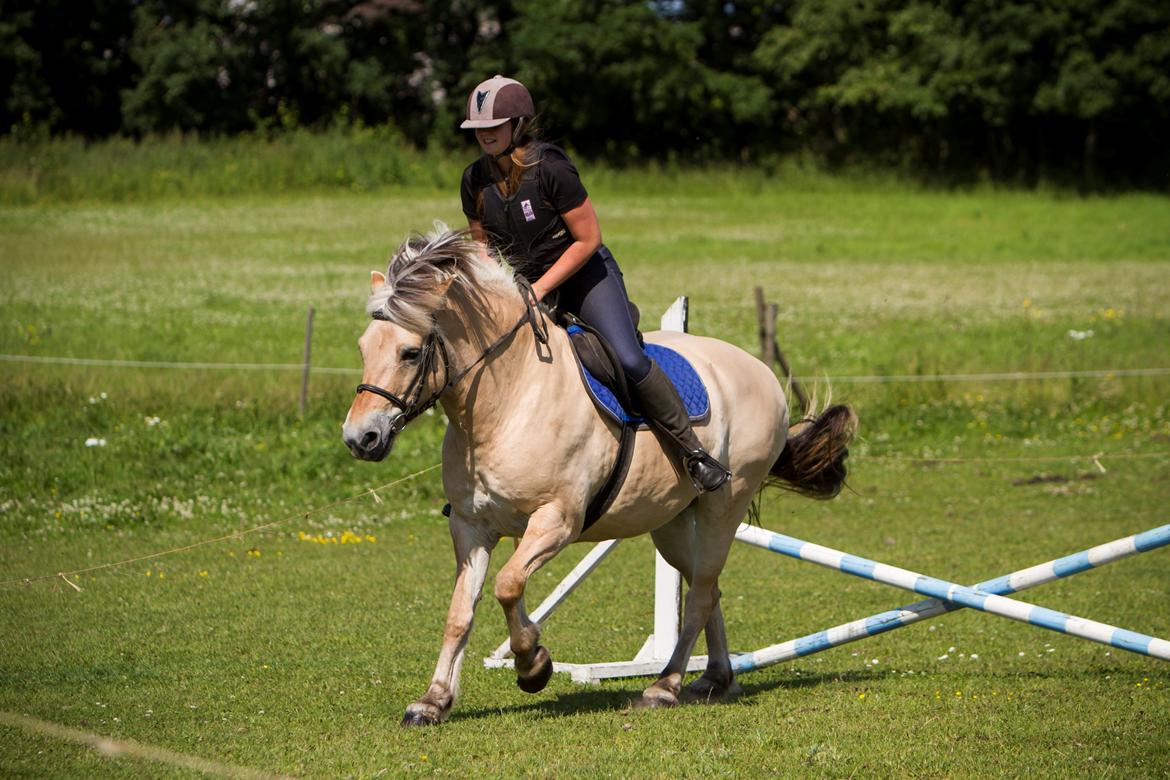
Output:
top-left (461, 75), bottom-right (535, 129)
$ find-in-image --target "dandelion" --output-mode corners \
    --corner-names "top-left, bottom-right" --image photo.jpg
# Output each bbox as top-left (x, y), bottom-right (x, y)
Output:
top-left (199, 571), bottom-right (209, 577)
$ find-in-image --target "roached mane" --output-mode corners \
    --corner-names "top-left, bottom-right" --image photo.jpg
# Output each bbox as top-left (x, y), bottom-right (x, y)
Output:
top-left (366, 222), bottom-right (515, 333)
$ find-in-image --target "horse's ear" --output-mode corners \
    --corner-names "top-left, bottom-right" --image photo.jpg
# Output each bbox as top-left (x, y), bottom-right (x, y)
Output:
top-left (434, 274), bottom-right (455, 297)
top-left (370, 271), bottom-right (387, 293)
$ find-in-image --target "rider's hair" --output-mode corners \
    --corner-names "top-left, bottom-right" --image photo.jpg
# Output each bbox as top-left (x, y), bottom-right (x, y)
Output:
top-left (475, 119), bottom-right (541, 217)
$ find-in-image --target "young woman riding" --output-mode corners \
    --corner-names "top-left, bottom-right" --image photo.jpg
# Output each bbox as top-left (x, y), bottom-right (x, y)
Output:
top-left (459, 75), bottom-right (729, 492)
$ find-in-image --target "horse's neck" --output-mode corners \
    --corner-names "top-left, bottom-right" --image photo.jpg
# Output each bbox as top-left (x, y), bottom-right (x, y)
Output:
top-left (436, 287), bottom-right (575, 441)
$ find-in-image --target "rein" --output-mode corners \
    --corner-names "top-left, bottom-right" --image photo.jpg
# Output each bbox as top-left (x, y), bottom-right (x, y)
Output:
top-left (355, 278), bottom-right (549, 434)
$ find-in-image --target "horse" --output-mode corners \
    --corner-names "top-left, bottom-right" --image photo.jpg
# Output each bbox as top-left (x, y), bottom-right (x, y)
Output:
top-left (342, 224), bottom-right (856, 725)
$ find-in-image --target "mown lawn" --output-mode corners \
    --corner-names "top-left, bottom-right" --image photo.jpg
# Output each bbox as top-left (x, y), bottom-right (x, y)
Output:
top-left (1, 175), bottom-right (1168, 778)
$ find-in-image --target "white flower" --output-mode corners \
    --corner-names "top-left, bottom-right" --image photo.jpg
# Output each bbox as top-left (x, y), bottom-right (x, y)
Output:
top-left (1067, 329), bottom-right (1095, 341)
top-left (85, 438), bottom-right (107, 447)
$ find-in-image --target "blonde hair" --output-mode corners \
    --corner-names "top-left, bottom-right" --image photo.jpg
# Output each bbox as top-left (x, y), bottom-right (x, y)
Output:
top-left (475, 121), bottom-right (542, 216)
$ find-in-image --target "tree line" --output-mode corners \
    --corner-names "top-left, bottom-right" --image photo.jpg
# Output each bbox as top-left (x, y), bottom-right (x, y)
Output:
top-left (3, 0), bottom-right (1168, 188)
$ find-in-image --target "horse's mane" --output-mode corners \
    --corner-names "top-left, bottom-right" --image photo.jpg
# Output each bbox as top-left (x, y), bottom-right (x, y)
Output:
top-left (366, 222), bottom-right (516, 333)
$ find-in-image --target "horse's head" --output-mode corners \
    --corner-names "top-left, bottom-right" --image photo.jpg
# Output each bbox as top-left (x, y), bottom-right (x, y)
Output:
top-left (342, 224), bottom-right (511, 461)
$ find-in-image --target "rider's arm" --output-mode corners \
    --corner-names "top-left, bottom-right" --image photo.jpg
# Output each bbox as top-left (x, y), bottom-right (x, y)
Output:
top-left (467, 218), bottom-right (487, 244)
top-left (531, 197), bottom-right (601, 301)
top-left (466, 218), bottom-right (497, 266)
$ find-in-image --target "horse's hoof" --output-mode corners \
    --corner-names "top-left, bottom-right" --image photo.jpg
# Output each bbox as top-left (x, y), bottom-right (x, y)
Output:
top-left (682, 675), bottom-right (743, 704)
top-left (633, 691), bottom-right (679, 709)
top-left (400, 708), bottom-right (441, 727)
top-left (517, 645), bottom-right (553, 693)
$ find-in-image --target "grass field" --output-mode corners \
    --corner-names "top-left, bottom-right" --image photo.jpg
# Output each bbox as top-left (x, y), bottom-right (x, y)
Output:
top-left (2, 164), bottom-right (1169, 778)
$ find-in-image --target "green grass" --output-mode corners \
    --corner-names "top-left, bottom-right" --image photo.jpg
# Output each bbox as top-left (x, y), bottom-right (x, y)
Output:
top-left (1, 167), bottom-right (1169, 778)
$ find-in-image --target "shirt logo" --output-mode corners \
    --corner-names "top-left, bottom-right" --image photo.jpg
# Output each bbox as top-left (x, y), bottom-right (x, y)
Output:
top-left (521, 199), bottom-right (536, 222)
top-left (475, 90), bottom-right (490, 114)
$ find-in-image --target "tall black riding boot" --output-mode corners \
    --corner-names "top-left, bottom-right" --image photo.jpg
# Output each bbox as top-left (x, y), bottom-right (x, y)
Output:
top-left (632, 360), bottom-right (731, 492)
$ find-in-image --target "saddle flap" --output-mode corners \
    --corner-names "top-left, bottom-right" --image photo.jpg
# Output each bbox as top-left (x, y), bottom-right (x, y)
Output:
top-left (566, 324), bottom-right (710, 427)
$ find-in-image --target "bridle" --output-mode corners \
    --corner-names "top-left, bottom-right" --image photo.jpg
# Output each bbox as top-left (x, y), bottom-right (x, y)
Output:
top-left (355, 278), bottom-right (549, 435)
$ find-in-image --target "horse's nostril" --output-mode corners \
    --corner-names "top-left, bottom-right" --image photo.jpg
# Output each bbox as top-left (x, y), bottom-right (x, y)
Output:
top-left (361, 430), bottom-right (380, 451)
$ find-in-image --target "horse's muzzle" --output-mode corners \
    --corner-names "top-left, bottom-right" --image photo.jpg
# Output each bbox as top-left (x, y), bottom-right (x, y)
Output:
top-left (342, 411), bottom-right (403, 461)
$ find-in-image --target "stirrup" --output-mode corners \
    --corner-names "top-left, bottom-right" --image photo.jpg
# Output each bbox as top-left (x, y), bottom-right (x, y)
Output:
top-left (684, 451), bottom-right (731, 493)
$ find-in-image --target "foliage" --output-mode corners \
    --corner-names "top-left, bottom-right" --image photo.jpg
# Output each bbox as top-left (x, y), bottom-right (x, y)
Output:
top-left (0, 125), bottom-right (465, 204)
top-left (1, 1), bottom-right (1169, 186)
top-left (753, 0), bottom-right (1170, 186)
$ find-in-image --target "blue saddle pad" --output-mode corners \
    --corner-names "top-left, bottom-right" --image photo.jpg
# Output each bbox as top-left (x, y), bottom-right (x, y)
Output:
top-left (567, 325), bottom-right (710, 426)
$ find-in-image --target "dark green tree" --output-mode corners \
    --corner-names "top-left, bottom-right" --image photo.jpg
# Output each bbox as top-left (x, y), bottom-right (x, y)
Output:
top-left (1, 0), bottom-right (137, 136)
top-left (500, 0), bottom-right (772, 159)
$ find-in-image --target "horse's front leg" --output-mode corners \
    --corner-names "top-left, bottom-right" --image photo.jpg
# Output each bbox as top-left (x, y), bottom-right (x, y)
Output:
top-left (402, 513), bottom-right (498, 726)
top-left (494, 503), bottom-right (576, 693)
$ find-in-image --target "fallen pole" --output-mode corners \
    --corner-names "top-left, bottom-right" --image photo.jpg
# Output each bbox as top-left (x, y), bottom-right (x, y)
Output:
top-left (733, 524), bottom-right (1170, 663)
top-left (731, 523), bottom-right (1170, 672)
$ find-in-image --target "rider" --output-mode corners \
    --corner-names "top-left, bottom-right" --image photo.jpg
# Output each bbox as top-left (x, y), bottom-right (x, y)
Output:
top-left (459, 75), bottom-right (730, 492)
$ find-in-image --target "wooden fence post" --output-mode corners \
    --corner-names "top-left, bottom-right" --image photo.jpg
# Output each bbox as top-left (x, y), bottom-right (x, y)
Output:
top-left (299, 307), bottom-right (315, 416)
top-left (753, 288), bottom-right (809, 415)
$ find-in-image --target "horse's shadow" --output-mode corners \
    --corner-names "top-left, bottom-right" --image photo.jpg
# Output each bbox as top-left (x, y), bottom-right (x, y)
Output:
top-left (448, 663), bottom-right (1111, 722)
top-left (447, 668), bottom-right (884, 723)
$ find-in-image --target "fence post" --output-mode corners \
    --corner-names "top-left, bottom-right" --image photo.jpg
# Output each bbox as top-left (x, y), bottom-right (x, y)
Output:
top-left (299, 307), bottom-right (315, 416)
top-left (753, 286), bottom-right (770, 365)
top-left (754, 289), bottom-right (809, 415)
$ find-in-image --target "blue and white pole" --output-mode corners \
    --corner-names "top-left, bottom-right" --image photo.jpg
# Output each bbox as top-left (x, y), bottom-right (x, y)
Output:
top-left (731, 523), bottom-right (1170, 670)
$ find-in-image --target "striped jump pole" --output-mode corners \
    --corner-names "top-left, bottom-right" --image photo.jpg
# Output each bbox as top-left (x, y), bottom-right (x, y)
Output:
top-left (734, 524), bottom-right (1170, 662)
top-left (730, 523), bottom-right (1170, 672)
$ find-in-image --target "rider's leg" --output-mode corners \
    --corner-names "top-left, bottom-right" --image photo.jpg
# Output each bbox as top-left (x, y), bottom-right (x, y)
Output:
top-left (562, 250), bottom-right (730, 492)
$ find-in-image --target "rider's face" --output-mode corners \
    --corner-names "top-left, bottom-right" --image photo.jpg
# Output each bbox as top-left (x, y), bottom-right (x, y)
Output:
top-left (474, 122), bottom-right (513, 157)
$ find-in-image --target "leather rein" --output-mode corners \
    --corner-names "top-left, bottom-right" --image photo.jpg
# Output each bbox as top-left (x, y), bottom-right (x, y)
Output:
top-left (355, 279), bottom-right (549, 435)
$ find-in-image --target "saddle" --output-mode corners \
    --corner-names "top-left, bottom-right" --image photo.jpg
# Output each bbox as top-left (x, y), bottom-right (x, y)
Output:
top-left (441, 303), bottom-right (710, 531)
top-left (561, 312), bottom-right (710, 530)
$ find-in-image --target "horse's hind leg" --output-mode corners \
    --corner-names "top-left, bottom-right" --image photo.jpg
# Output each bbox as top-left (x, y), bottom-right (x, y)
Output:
top-left (682, 602), bottom-right (742, 703)
top-left (494, 504), bottom-right (575, 693)
top-left (651, 508), bottom-right (739, 702)
top-left (640, 496), bottom-right (746, 708)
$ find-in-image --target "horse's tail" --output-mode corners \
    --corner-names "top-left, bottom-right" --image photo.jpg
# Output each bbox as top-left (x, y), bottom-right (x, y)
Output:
top-left (767, 404), bottom-right (858, 500)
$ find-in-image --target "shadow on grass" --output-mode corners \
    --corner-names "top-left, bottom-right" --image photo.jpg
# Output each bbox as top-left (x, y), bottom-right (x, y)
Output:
top-left (448, 664), bottom-right (1134, 722)
top-left (449, 669), bottom-right (888, 722)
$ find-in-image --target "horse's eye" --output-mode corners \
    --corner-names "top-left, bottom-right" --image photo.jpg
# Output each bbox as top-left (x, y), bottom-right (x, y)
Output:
top-left (400, 346), bottom-right (422, 362)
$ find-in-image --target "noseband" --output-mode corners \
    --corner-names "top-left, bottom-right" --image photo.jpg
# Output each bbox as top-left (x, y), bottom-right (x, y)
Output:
top-left (355, 280), bottom-right (548, 433)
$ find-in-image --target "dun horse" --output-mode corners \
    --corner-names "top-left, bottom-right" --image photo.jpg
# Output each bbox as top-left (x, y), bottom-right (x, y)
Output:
top-left (342, 225), bottom-right (856, 725)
